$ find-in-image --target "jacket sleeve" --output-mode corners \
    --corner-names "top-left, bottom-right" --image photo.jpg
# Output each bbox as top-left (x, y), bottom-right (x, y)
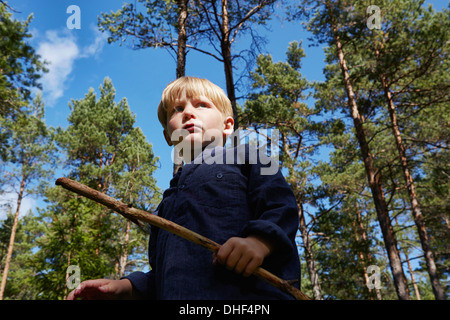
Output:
top-left (240, 146), bottom-right (299, 258)
top-left (122, 270), bottom-right (155, 299)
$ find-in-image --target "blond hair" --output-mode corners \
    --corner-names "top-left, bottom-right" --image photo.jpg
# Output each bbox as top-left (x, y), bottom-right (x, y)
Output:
top-left (157, 76), bottom-right (233, 131)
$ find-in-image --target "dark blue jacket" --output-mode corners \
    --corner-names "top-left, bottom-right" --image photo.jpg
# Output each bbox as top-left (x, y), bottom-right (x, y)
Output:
top-left (124, 144), bottom-right (300, 299)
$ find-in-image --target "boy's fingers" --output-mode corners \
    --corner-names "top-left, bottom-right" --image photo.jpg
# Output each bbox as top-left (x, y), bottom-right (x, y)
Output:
top-left (225, 249), bottom-right (244, 271)
top-left (220, 238), bottom-right (249, 271)
top-left (98, 285), bottom-right (108, 293)
top-left (216, 240), bottom-right (234, 264)
top-left (78, 280), bottom-right (96, 290)
top-left (67, 290), bottom-right (76, 300)
top-left (243, 257), bottom-right (262, 277)
top-left (215, 237), bottom-right (266, 277)
top-left (233, 254), bottom-right (252, 275)
top-left (70, 279), bottom-right (109, 299)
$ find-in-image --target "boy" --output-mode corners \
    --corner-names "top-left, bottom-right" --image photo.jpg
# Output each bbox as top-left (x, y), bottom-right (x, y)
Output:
top-left (67, 76), bottom-right (300, 300)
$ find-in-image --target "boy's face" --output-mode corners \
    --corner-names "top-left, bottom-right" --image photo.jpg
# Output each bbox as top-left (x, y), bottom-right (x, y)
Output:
top-left (163, 92), bottom-right (234, 158)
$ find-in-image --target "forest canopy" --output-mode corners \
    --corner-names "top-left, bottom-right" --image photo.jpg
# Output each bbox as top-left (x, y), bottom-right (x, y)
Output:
top-left (0, 0), bottom-right (448, 300)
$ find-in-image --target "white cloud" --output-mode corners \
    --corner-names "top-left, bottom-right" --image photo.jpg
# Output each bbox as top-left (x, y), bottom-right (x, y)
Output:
top-left (80, 27), bottom-right (107, 58)
top-left (37, 26), bottom-right (107, 106)
top-left (37, 30), bottom-right (79, 106)
top-left (0, 193), bottom-right (36, 221)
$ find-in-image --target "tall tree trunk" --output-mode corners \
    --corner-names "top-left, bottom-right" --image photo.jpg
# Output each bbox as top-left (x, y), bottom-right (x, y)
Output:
top-left (380, 73), bottom-right (444, 300)
top-left (407, 257), bottom-right (421, 300)
top-left (0, 175), bottom-right (25, 300)
top-left (280, 124), bottom-right (323, 300)
top-left (63, 209), bottom-right (77, 299)
top-left (392, 216), bottom-right (421, 300)
top-left (329, 14), bottom-right (410, 298)
top-left (118, 220), bottom-right (131, 278)
top-left (173, 0), bottom-right (189, 175)
top-left (405, 250), bottom-right (421, 300)
top-left (176, 0), bottom-right (188, 79)
top-left (220, 0), bottom-right (239, 131)
top-left (63, 251), bottom-right (72, 300)
top-left (353, 204), bottom-right (382, 300)
top-left (299, 204), bottom-right (323, 300)
top-left (280, 131), bottom-right (321, 300)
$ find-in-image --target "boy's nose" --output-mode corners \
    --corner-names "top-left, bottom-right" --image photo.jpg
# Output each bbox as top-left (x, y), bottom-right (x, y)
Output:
top-left (182, 104), bottom-right (196, 121)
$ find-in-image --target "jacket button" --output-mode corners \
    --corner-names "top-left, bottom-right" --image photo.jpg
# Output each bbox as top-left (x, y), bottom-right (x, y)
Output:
top-left (179, 184), bottom-right (185, 189)
top-left (216, 173), bottom-right (223, 179)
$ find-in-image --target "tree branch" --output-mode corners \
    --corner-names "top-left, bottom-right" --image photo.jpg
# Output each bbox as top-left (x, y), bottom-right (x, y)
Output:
top-left (0, 0), bottom-right (20, 12)
top-left (185, 44), bottom-right (224, 62)
top-left (230, 2), bottom-right (263, 44)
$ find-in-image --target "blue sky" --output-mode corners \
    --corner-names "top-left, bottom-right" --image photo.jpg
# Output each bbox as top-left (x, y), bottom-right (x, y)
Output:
top-left (4, 0), bottom-right (447, 218)
top-left (8, 0), bottom-right (328, 193)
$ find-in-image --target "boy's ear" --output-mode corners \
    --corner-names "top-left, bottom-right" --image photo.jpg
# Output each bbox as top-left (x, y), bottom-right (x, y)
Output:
top-left (163, 129), bottom-right (173, 146)
top-left (223, 116), bottom-right (234, 135)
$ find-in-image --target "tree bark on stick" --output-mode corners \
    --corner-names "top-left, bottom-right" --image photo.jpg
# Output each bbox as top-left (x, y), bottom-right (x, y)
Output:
top-left (55, 177), bottom-right (311, 300)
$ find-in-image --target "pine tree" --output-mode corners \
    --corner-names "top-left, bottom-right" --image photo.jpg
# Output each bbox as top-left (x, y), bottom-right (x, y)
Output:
top-left (291, 0), bottom-right (449, 299)
top-left (314, 131), bottom-right (398, 299)
top-left (0, 2), bottom-right (47, 160)
top-left (0, 3), bottom-right (46, 109)
top-left (312, 0), bottom-right (448, 299)
top-left (0, 211), bottom-right (43, 299)
top-left (291, 0), bottom-right (412, 299)
top-left (367, 2), bottom-right (448, 299)
top-left (0, 94), bottom-right (55, 299)
top-left (99, 0), bottom-right (278, 130)
top-left (242, 41), bottom-right (325, 299)
top-left (32, 78), bottom-right (160, 299)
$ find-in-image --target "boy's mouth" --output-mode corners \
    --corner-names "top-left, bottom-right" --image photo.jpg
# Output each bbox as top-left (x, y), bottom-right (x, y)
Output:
top-left (183, 123), bottom-right (201, 133)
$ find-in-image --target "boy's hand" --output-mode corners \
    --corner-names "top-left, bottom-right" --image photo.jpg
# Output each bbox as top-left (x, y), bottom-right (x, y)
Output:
top-left (213, 235), bottom-right (273, 277)
top-left (66, 278), bottom-right (137, 300)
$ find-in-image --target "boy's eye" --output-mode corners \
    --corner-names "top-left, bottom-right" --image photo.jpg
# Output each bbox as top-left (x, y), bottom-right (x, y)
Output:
top-left (197, 103), bottom-right (208, 108)
top-left (173, 106), bottom-right (184, 113)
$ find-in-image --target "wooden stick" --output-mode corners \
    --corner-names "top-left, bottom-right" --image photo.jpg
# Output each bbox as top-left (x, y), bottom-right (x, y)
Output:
top-left (55, 177), bottom-right (311, 300)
